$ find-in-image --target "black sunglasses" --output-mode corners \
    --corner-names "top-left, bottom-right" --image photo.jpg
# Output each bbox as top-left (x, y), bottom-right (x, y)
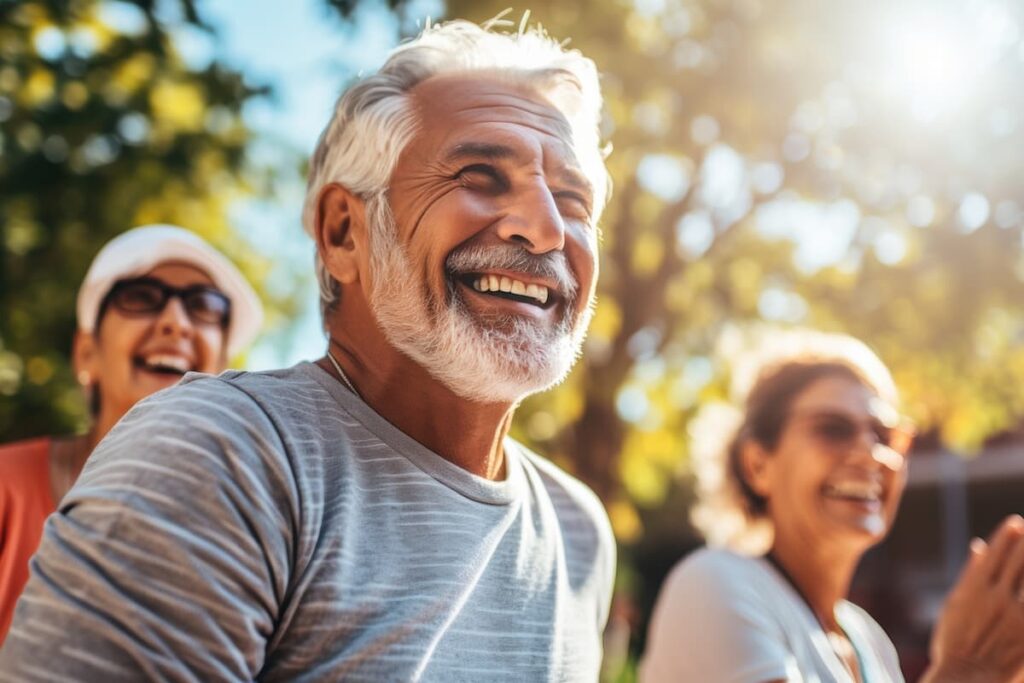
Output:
top-left (789, 409), bottom-right (915, 457)
top-left (99, 277), bottom-right (231, 327)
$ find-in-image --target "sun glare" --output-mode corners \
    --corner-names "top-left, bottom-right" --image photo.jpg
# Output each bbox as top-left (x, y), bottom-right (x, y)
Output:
top-left (891, 23), bottom-right (969, 119)
top-left (879, 3), bottom-right (1016, 122)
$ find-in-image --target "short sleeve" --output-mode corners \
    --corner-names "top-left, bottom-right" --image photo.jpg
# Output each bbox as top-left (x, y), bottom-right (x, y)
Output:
top-left (0, 377), bottom-right (300, 681)
top-left (640, 550), bottom-right (800, 683)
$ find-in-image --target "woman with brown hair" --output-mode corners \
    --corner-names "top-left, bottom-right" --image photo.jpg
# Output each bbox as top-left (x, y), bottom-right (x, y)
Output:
top-left (641, 331), bottom-right (1024, 682)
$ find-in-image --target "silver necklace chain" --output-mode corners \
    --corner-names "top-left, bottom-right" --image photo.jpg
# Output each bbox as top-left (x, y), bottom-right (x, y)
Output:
top-left (326, 348), bottom-right (360, 399)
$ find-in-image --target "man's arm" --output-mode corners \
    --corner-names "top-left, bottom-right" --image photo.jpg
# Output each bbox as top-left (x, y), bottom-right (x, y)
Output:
top-left (921, 515), bottom-right (1024, 683)
top-left (0, 378), bottom-right (298, 681)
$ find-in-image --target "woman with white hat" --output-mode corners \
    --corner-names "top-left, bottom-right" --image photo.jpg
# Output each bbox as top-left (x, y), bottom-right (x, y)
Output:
top-left (0, 224), bottom-right (262, 643)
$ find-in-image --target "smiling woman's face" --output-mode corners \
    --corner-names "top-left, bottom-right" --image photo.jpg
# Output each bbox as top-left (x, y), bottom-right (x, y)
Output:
top-left (746, 373), bottom-right (910, 554)
top-left (75, 262), bottom-right (228, 429)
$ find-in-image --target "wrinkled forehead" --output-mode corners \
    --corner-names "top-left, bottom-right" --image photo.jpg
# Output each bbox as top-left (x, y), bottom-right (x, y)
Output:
top-left (407, 72), bottom-right (585, 165)
top-left (415, 71), bottom-right (576, 131)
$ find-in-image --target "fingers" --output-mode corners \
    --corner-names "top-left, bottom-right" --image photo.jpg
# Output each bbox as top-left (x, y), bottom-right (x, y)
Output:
top-left (930, 517), bottom-right (1024, 683)
top-left (984, 515), bottom-right (1024, 587)
top-left (952, 535), bottom-right (993, 595)
top-left (998, 522), bottom-right (1024, 599)
top-left (964, 537), bottom-right (988, 575)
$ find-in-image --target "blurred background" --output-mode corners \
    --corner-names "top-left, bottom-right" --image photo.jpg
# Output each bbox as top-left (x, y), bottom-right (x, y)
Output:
top-left (3, 0), bottom-right (1024, 679)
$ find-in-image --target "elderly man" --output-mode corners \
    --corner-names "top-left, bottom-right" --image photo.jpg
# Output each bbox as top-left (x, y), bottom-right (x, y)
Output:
top-left (0, 19), bottom-right (614, 682)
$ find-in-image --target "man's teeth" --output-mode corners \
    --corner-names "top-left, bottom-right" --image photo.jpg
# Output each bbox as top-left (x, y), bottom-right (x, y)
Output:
top-left (824, 481), bottom-right (882, 502)
top-left (472, 275), bottom-right (549, 304)
top-left (143, 354), bottom-right (190, 373)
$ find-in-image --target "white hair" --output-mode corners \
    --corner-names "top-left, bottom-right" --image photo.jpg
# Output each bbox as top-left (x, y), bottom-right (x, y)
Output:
top-left (302, 18), bottom-right (609, 319)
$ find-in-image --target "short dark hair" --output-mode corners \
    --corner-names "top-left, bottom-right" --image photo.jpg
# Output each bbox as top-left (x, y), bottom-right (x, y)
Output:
top-left (729, 362), bottom-right (865, 515)
top-left (689, 330), bottom-right (898, 553)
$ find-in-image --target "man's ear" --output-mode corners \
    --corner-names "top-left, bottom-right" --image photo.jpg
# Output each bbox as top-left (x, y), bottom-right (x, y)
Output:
top-left (315, 182), bottom-right (366, 286)
top-left (739, 438), bottom-right (774, 500)
top-left (72, 329), bottom-right (99, 387)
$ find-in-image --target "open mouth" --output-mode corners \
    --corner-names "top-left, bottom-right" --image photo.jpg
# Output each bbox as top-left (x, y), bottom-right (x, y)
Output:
top-left (457, 273), bottom-right (555, 309)
top-left (133, 353), bottom-right (193, 377)
top-left (822, 480), bottom-right (883, 505)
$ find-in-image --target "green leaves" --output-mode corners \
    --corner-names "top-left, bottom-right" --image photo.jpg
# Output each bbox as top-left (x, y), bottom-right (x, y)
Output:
top-left (446, 0), bottom-right (1024, 536)
top-left (0, 0), bottom-right (278, 438)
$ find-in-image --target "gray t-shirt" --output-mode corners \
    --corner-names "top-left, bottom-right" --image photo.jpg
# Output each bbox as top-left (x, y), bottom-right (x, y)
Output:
top-left (0, 362), bottom-right (615, 682)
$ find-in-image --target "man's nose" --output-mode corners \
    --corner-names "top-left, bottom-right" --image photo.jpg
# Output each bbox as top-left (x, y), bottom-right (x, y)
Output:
top-left (155, 296), bottom-right (195, 338)
top-left (496, 182), bottom-right (566, 254)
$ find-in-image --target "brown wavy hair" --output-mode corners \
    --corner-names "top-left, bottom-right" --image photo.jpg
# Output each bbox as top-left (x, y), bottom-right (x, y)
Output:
top-left (689, 330), bottom-right (897, 554)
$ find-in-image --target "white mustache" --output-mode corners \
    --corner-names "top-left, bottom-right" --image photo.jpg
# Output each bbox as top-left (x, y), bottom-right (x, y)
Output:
top-left (445, 244), bottom-right (578, 301)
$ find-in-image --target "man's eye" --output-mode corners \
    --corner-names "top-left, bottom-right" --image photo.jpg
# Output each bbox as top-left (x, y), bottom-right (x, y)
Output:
top-left (555, 191), bottom-right (592, 217)
top-left (457, 164), bottom-right (504, 190)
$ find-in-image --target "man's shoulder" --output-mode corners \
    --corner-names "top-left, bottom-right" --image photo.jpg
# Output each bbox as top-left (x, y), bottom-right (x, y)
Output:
top-left (96, 365), bottom-right (329, 463)
top-left (179, 361), bottom-right (323, 397)
top-left (511, 441), bottom-right (616, 622)
top-left (512, 441), bottom-right (613, 549)
top-left (513, 441), bottom-right (605, 513)
top-left (144, 362), bottom-right (330, 421)
top-left (79, 368), bottom-right (325, 506)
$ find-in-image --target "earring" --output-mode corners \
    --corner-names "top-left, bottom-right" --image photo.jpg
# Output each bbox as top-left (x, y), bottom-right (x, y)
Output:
top-left (77, 370), bottom-right (91, 386)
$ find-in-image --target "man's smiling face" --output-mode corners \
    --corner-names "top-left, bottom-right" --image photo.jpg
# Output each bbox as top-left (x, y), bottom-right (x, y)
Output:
top-left (366, 72), bottom-right (600, 404)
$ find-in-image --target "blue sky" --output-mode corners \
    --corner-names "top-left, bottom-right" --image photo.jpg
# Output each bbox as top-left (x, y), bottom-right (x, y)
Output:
top-left (175, 0), bottom-right (428, 368)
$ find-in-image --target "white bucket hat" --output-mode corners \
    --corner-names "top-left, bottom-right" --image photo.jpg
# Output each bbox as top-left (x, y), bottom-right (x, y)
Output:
top-left (76, 225), bottom-right (263, 358)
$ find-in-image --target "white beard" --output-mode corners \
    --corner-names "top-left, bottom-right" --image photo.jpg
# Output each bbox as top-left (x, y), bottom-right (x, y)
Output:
top-left (365, 194), bottom-right (594, 404)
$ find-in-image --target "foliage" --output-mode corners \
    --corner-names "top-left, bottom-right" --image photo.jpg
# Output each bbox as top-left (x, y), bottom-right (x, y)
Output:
top-left (0, 0), bottom-right (298, 439)
top-left (10, 0), bottom-right (1024, 618)
top-left (437, 0), bottom-right (1024, 537)
top-left (9, 0), bottom-right (1024, 675)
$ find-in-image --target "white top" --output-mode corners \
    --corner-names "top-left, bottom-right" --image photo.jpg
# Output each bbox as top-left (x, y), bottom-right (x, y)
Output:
top-left (640, 548), bottom-right (904, 683)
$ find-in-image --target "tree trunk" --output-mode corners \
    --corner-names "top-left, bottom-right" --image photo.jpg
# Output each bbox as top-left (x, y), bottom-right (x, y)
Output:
top-left (570, 394), bottom-right (625, 503)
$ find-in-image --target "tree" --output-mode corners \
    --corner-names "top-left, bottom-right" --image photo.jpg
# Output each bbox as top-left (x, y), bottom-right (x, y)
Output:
top-left (0, 0), bottom-right (291, 439)
top-left (436, 0), bottom-right (1024, 537)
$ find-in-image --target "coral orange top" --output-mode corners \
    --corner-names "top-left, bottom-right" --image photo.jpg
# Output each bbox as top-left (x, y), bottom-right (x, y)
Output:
top-left (0, 437), bottom-right (54, 644)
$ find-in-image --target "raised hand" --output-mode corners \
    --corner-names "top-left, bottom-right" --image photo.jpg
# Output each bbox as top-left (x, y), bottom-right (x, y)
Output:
top-left (923, 515), bottom-right (1024, 683)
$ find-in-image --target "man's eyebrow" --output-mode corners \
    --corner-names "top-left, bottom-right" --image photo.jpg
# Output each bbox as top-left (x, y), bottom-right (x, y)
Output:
top-left (444, 142), bottom-right (523, 163)
top-left (554, 168), bottom-right (594, 199)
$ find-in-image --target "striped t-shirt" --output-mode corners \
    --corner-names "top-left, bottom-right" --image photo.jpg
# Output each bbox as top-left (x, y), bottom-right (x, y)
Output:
top-left (0, 362), bottom-right (616, 682)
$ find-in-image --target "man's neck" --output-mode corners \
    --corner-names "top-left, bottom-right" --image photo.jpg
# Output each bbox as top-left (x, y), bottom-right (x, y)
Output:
top-left (317, 345), bottom-right (517, 481)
